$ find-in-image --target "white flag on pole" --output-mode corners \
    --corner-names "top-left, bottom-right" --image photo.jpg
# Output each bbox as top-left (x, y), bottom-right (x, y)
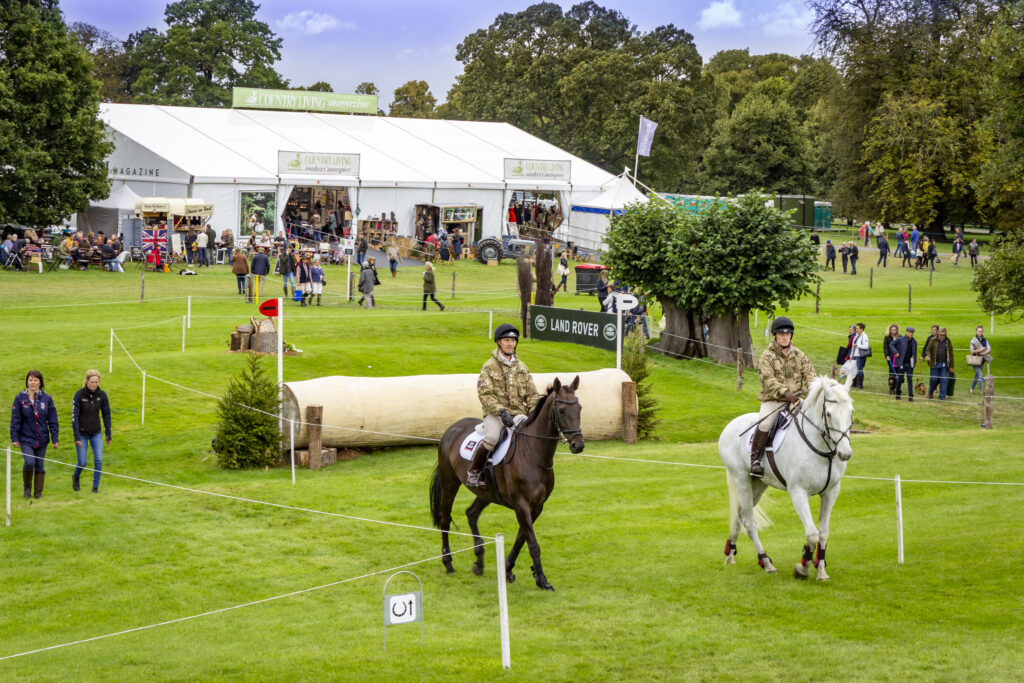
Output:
top-left (637, 116), bottom-right (658, 157)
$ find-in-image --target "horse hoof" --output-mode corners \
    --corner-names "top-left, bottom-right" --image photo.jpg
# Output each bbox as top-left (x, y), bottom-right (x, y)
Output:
top-left (472, 564), bottom-right (483, 576)
top-left (816, 562), bottom-right (830, 581)
top-left (506, 571), bottom-right (516, 584)
top-left (445, 567), bottom-right (456, 575)
top-left (760, 558), bottom-right (778, 573)
top-left (536, 581), bottom-right (555, 591)
top-left (724, 553), bottom-right (736, 565)
top-left (793, 564), bottom-right (809, 580)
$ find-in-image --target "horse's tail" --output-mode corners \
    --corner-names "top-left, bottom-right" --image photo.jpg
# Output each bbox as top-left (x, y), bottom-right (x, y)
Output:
top-left (726, 474), bottom-right (773, 530)
top-left (429, 463), bottom-right (443, 529)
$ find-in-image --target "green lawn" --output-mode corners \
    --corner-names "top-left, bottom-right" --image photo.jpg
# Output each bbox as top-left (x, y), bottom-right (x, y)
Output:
top-left (1, 258), bottom-right (1022, 680)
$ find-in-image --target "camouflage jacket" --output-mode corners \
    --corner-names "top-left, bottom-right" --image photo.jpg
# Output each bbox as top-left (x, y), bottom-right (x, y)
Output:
top-left (758, 341), bottom-right (816, 402)
top-left (477, 349), bottom-right (544, 417)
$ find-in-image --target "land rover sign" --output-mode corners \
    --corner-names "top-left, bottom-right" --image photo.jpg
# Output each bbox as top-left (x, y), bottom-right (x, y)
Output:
top-left (530, 305), bottom-right (618, 351)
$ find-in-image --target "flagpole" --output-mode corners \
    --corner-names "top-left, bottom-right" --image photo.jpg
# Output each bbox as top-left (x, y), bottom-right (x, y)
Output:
top-left (634, 117), bottom-right (642, 187)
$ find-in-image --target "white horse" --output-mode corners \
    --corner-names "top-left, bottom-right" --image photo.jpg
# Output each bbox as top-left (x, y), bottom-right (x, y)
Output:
top-left (719, 369), bottom-right (855, 580)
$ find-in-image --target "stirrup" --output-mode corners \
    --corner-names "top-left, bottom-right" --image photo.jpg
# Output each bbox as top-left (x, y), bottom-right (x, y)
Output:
top-left (467, 469), bottom-right (486, 489)
top-left (749, 459), bottom-right (764, 478)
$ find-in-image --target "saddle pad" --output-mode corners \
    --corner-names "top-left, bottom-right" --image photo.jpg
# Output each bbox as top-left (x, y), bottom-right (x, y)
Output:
top-left (746, 413), bottom-right (791, 455)
top-left (458, 416), bottom-right (525, 465)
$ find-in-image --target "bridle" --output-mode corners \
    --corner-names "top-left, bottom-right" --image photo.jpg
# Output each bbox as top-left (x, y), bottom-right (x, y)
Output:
top-left (791, 391), bottom-right (852, 495)
top-left (509, 393), bottom-right (582, 469)
top-left (552, 397), bottom-right (582, 439)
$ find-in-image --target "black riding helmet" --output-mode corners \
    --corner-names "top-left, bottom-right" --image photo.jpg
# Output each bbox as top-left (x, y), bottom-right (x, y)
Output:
top-left (494, 323), bottom-right (520, 344)
top-left (771, 316), bottom-right (795, 335)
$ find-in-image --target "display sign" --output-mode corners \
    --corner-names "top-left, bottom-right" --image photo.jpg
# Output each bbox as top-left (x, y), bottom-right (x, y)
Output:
top-left (233, 87), bottom-right (378, 114)
top-left (441, 206), bottom-right (477, 223)
top-left (613, 292), bottom-right (639, 311)
top-left (530, 305), bottom-right (617, 351)
top-left (504, 158), bottom-right (572, 182)
top-left (383, 592), bottom-right (420, 625)
top-left (258, 299), bottom-right (279, 317)
top-left (278, 151), bottom-right (360, 177)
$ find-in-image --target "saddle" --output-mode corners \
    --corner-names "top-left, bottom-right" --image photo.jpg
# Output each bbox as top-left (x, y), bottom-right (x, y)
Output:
top-left (746, 410), bottom-right (791, 457)
top-left (458, 416), bottom-right (526, 466)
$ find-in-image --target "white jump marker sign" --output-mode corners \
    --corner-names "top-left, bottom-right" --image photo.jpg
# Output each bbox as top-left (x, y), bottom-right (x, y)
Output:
top-left (382, 571), bottom-right (423, 649)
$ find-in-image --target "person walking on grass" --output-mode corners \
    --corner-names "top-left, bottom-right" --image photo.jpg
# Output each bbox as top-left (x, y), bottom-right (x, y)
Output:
top-left (231, 248), bottom-right (249, 294)
top-left (824, 240), bottom-right (836, 270)
top-left (849, 242), bottom-right (859, 275)
top-left (297, 253), bottom-right (314, 307)
top-left (358, 259), bottom-right (375, 309)
top-left (968, 239), bottom-right (979, 268)
top-left (924, 327), bottom-right (954, 400)
top-left (840, 242), bottom-right (849, 273)
top-left (72, 369), bottom-right (111, 493)
top-left (278, 244), bottom-right (297, 299)
top-left (250, 246), bottom-right (270, 297)
top-left (556, 252), bottom-right (570, 291)
top-left (969, 325), bottom-right (992, 395)
top-left (877, 235), bottom-right (889, 267)
top-left (310, 255), bottom-right (325, 307)
top-left (422, 261), bottom-right (445, 311)
top-left (890, 327), bottom-right (917, 401)
top-left (387, 241), bottom-right (400, 278)
top-left (849, 323), bottom-right (870, 389)
top-left (883, 323), bottom-right (900, 394)
top-left (10, 370), bottom-right (59, 500)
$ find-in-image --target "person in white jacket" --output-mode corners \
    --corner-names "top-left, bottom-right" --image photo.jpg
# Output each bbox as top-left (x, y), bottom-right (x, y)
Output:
top-left (849, 323), bottom-right (870, 389)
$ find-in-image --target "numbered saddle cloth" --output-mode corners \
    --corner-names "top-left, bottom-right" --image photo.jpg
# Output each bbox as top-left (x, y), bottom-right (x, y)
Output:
top-left (458, 416), bottom-right (526, 466)
top-left (746, 411), bottom-right (792, 455)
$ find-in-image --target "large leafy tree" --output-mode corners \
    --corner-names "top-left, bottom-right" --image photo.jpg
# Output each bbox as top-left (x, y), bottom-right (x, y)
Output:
top-left (389, 80), bottom-right (437, 118)
top-left (125, 0), bottom-right (287, 106)
top-left (972, 237), bottom-right (1024, 320)
top-left (605, 193), bottom-right (820, 363)
top-left (0, 0), bottom-right (111, 226)
top-left (808, 0), bottom-right (995, 234)
top-left (700, 79), bottom-right (813, 195)
top-left (69, 21), bottom-right (133, 103)
top-left (447, 2), bottom-right (713, 191)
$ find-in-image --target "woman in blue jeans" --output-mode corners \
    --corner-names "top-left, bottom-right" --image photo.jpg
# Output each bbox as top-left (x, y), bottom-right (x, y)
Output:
top-left (72, 369), bottom-right (112, 493)
top-left (849, 323), bottom-right (870, 389)
top-left (10, 370), bottom-right (60, 499)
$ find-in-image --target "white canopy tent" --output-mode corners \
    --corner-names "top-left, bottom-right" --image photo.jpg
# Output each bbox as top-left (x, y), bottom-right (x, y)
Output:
top-left (99, 103), bottom-right (617, 244)
top-left (75, 184), bottom-right (141, 237)
top-left (563, 174), bottom-right (648, 252)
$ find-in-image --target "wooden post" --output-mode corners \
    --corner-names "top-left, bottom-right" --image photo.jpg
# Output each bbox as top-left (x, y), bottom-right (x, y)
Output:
top-left (621, 381), bottom-right (638, 444)
top-left (815, 283), bottom-right (820, 314)
top-left (525, 302), bottom-right (532, 340)
top-left (736, 347), bottom-right (743, 391)
top-left (984, 377), bottom-right (994, 429)
top-left (908, 283), bottom-right (911, 313)
top-left (306, 404), bottom-right (324, 469)
top-left (831, 364), bottom-right (837, 379)
top-left (140, 269), bottom-right (145, 302)
top-left (451, 271), bottom-right (456, 299)
top-left (929, 264), bottom-right (933, 287)
top-left (869, 267), bottom-right (873, 289)
top-left (246, 275), bottom-right (253, 304)
top-left (349, 272), bottom-right (355, 301)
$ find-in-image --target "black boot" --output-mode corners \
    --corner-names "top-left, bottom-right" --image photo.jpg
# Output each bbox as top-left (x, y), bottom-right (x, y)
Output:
top-left (73, 475), bottom-right (81, 491)
top-left (749, 429), bottom-right (770, 478)
top-left (23, 470), bottom-right (32, 498)
top-left (33, 471), bottom-right (45, 499)
top-left (466, 443), bottom-right (493, 489)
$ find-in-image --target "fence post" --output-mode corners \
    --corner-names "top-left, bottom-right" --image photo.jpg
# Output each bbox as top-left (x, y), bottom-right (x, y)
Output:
top-left (488, 310), bottom-right (493, 339)
top-left (622, 382), bottom-right (638, 443)
top-left (187, 295), bottom-right (191, 329)
top-left (141, 370), bottom-right (146, 425)
top-left (349, 272), bottom-right (355, 302)
top-left (736, 347), bottom-right (743, 391)
top-left (869, 267), bottom-right (873, 289)
top-left (307, 405), bottom-right (324, 470)
top-left (451, 271), bottom-right (456, 299)
top-left (831, 364), bottom-right (837, 380)
top-left (140, 269), bottom-right (145, 303)
top-left (908, 284), bottom-right (912, 313)
top-left (182, 315), bottom-right (186, 352)
top-left (929, 266), bottom-right (933, 287)
top-left (984, 376), bottom-right (994, 429)
top-left (5, 446), bottom-right (10, 528)
top-left (247, 274), bottom-right (253, 304)
top-left (895, 475), bottom-right (904, 564)
top-left (495, 533), bottom-right (511, 670)
top-left (109, 328), bottom-right (114, 374)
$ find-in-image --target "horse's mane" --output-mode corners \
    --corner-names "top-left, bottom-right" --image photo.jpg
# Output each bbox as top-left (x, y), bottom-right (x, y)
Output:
top-left (520, 383), bottom-right (558, 428)
top-left (805, 375), bottom-right (853, 412)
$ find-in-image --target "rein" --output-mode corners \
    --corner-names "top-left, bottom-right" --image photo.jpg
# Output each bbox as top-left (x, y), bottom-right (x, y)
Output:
top-left (789, 393), bottom-right (853, 495)
top-left (509, 394), bottom-right (581, 470)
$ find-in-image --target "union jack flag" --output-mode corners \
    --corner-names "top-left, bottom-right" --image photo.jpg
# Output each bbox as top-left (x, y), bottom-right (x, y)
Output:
top-left (142, 228), bottom-right (167, 256)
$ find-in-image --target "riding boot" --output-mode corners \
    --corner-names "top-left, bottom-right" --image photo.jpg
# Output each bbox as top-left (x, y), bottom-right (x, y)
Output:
top-left (467, 444), bottom-right (493, 489)
top-left (33, 471), bottom-right (45, 499)
top-left (23, 470), bottom-right (33, 498)
top-left (749, 429), bottom-right (770, 478)
top-left (316, 295), bottom-right (321, 306)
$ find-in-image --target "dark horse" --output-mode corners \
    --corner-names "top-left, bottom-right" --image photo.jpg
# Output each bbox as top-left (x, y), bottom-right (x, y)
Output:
top-left (429, 376), bottom-right (585, 590)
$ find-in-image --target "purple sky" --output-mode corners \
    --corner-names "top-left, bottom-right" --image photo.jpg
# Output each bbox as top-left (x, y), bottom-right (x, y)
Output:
top-left (59, 0), bottom-right (818, 107)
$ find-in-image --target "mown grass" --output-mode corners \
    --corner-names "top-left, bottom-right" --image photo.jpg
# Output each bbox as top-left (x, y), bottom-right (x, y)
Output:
top-left (1, 256), bottom-right (1022, 681)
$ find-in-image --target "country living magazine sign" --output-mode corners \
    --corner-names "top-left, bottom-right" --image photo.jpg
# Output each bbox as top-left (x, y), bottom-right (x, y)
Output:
top-left (504, 158), bottom-right (572, 182)
top-left (278, 151), bottom-right (360, 176)
top-left (233, 87), bottom-right (378, 114)
top-left (530, 305), bottom-right (617, 351)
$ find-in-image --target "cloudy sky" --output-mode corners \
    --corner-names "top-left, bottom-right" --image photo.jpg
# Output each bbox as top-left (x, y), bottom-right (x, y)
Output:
top-left (60, 0), bottom-right (818, 107)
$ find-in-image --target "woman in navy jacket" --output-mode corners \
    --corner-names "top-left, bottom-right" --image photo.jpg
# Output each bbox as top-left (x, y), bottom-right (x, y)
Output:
top-left (10, 370), bottom-right (59, 499)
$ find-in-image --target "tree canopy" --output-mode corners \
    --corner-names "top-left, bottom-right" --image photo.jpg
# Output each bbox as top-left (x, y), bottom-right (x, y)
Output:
top-left (605, 192), bottom-right (819, 362)
top-left (389, 80), bottom-right (437, 118)
top-left (0, 0), bottom-right (111, 226)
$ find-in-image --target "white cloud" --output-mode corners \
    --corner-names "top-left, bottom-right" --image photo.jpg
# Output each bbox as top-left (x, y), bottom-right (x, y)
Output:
top-left (758, 2), bottom-right (815, 37)
top-left (276, 10), bottom-right (353, 35)
top-left (698, 1), bottom-right (742, 31)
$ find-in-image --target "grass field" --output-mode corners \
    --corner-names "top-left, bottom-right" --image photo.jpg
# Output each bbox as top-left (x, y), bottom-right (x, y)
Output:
top-left (1, 255), bottom-right (1023, 681)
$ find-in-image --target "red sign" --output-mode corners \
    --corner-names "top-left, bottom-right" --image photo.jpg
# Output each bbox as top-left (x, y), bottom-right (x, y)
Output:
top-left (258, 299), bottom-right (279, 317)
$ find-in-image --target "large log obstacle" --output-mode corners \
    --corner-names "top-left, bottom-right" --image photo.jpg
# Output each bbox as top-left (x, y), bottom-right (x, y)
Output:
top-left (281, 368), bottom-right (634, 449)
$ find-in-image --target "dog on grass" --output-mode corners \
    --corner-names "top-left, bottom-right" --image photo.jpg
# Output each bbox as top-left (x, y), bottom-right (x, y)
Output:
top-left (178, 269), bottom-right (197, 276)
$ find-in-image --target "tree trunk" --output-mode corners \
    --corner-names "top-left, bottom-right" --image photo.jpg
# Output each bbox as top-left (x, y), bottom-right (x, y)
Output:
top-left (533, 239), bottom-right (554, 306)
top-left (652, 297), bottom-right (705, 359)
top-left (924, 201), bottom-right (946, 242)
top-left (517, 256), bottom-right (533, 335)
top-left (706, 309), bottom-right (755, 366)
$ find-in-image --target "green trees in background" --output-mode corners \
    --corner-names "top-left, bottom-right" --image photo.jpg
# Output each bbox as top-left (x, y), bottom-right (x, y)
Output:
top-left (0, 0), bottom-right (111, 226)
top-left (389, 80), bottom-right (438, 118)
top-left (604, 193), bottom-right (819, 364)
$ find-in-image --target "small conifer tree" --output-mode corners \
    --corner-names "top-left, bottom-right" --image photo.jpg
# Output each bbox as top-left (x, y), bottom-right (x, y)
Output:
top-left (214, 353), bottom-right (281, 469)
top-left (623, 328), bottom-right (660, 439)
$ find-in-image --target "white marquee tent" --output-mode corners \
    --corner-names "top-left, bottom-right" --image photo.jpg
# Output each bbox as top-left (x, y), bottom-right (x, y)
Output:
top-left (563, 174), bottom-right (648, 251)
top-left (76, 183), bottom-right (141, 237)
top-left (100, 103), bottom-right (620, 244)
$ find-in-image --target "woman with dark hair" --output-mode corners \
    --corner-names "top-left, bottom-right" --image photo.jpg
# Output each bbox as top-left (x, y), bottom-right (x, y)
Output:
top-left (10, 370), bottom-right (59, 499)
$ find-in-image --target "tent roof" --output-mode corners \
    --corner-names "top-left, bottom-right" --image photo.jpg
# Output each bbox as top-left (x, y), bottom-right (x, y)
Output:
top-left (100, 103), bottom-right (616, 190)
top-left (91, 183), bottom-right (141, 210)
top-left (571, 174), bottom-right (648, 212)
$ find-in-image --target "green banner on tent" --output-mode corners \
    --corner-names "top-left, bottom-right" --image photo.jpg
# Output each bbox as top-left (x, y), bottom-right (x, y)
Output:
top-left (232, 87), bottom-right (377, 114)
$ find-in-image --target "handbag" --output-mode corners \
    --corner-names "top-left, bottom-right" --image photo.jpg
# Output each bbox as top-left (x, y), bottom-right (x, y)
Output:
top-left (836, 346), bottom-right (849, 364)
top-left (946, 370), bottom-right (956, 397)
top-left (966, 354), bottom-right (983, 366)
